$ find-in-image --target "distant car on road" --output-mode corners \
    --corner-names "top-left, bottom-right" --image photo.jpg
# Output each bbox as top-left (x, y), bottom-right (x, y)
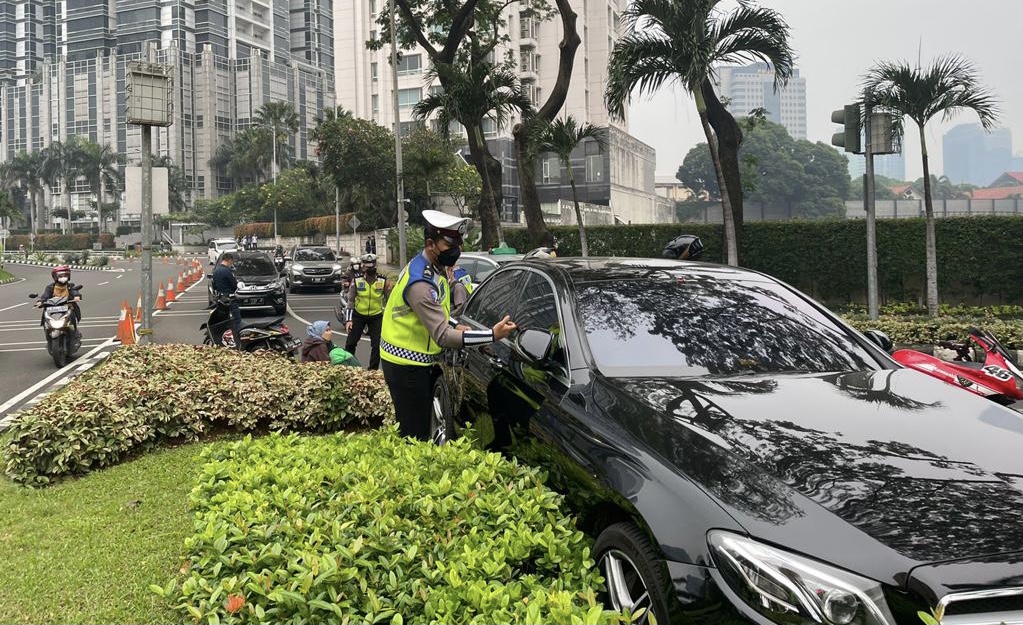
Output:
top-left (457, 251), bottom-right (524, 287)
top-left (208, 251), bottom-right (287, 315)
top-left (284, 245), bottom-right (345, 293)
top-left (207, 238), bottom-right (239, 265)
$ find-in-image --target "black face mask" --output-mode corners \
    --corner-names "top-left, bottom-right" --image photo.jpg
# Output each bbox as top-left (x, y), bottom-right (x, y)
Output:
top-left (436, 246), bottom-right (461, 267)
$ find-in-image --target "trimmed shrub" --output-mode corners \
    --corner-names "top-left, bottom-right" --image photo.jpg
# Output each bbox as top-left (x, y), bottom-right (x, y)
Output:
top-left (3, 344), bottom-right (394, 486)
top-left (843, 316), bottom-right (1023, 350)
top-left (159, 430), bottom-right (620, 625)
top-left (90, 255), bottom-right (110, 267)
top-left (7, 233), bottom-right (96, 250)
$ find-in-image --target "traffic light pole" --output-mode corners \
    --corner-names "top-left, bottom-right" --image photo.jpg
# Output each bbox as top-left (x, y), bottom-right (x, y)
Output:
top-left (863, 103), bottom-right (879, 321)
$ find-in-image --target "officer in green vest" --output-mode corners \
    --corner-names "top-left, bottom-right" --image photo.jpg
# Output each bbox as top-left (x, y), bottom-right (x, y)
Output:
top-left (381, 210), bottom-right (517, 441)
top-left (344, 253), bottom-right (390, 369)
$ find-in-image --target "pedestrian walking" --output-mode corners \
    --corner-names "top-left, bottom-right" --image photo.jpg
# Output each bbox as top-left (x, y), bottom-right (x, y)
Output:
top-left (344, 253), bottom-right (389, 370)
top-left (380, 210), bottom-right (517, 441)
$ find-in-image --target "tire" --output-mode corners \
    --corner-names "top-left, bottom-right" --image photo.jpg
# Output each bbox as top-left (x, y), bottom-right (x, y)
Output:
top-left (52, 337), bottom-right (68, 368)
top-left (431, 376), bottom-right (454, 445)
top-left (593, 522), bottom-right (674, 625)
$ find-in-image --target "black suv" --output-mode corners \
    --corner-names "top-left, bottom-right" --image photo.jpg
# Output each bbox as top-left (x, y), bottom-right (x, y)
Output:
top-left (285, 245), bottom-right (345, 293)
top-left (208, 250), bottom-right (287, 315)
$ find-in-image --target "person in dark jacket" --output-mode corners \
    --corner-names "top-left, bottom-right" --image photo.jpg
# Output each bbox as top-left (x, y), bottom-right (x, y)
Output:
top-left (211, 253), bottom-right (242, 349)
top-left (302, 320), bottom-right (334, 363)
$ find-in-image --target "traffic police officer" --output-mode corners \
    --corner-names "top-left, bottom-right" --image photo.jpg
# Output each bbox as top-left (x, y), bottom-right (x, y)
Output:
top-left (344, 253), bottom-right (389, 370)
top-left (381, 210), bottom-right (517, 441)
top-left (661, 234), bottom-right (704, 260)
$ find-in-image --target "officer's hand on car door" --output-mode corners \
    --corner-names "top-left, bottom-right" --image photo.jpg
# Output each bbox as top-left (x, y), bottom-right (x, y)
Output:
top-left (493, 316), bottom-right (517, 341)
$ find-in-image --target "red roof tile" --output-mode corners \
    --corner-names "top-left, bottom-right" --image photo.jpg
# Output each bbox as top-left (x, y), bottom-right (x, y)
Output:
top-left (970, 186), bottom-right (1023, 200)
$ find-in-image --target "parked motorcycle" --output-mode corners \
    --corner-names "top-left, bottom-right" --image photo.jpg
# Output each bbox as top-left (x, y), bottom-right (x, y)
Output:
top-left (201, 294), bottom-right (302, 357)
top-left (29, 289), bottom-right (83, 368)
top-left (891, 326), bottom-right (1023, 405)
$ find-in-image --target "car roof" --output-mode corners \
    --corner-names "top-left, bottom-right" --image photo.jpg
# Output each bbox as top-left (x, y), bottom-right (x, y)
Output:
top-left (233, 250), bottom-right (272, 259)
top-left (212, 238), bottom-right (237, 244)
top-left (461, 252), bottom-right (524, 263)
top-left (515, 257), bottom-right (774, 286)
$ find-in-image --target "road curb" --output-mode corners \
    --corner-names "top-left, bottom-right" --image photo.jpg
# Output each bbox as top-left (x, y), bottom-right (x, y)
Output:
top-left (3, 259), bottom-right (117, 272)
top-left (0, 276), bottom-right (26, 286)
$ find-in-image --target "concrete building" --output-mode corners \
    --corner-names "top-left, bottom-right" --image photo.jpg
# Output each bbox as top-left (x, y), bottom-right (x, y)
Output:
top-left (943, 123), bottom-right (1013, 187)
top-left (333, 0), bottom-right (671, 225)
top-left (715, 62), bottom-right (806, 140)
top-left (0, 0), bottom-right (335, 225)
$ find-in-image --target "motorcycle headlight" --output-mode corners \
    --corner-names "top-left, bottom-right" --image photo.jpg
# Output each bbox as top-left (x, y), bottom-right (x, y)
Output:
top-left (49, 329), bottom-right (63, 338)
top-left (49, 317), bottom-right (68, 328)
top-left (708, 531), bottom-right (896, 625)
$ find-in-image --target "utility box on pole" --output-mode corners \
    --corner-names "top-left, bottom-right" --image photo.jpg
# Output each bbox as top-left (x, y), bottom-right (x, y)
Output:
top-left (126, 59), bottom-right (173, 343)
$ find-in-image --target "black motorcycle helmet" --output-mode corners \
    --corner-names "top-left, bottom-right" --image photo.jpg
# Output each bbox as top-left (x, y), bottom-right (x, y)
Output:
top-left (662, 234), bottom-right (704, 261)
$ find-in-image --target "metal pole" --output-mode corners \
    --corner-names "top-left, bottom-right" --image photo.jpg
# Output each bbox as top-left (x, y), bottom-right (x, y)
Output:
top-left (389, 0), bottom-right (407, 267)
top-left (141, 125), bottom-right (154, 341)
top-left (863, 102), bottom-right (879, 321)
top-left (335, 185), bottom-right (341, 255)
top-left (272, 126), bottom-right (279, 244)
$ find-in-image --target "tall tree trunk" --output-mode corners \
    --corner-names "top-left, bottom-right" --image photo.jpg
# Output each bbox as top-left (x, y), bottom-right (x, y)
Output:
top-left (513, 0), bottom-right (581, 247)
top-left (695, 90), bottom-right (737, 265)
top-left (467, 125), bottom-right (502, 248)
top-left (568, 164), bottom-right (588, 256)
top-left (701, 79), bottom-right (743, 264)
top-left (920, 126), bottom-right (939, 317)
top-left (65, 184), bottom-right (72, 235)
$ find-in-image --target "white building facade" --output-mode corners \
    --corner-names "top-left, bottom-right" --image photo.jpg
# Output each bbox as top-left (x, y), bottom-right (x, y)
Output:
top-left (715, 62), bottom-right (807, 140)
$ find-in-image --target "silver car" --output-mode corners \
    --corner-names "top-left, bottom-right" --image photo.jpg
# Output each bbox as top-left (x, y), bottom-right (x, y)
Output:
top-left (285, 246), bottom-right (346, 293)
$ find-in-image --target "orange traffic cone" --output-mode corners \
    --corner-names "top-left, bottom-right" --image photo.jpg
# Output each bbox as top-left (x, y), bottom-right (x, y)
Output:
top-left (155, 286), bottom-right (167, 311)
top-left (166, 279), bottom-right (176, 304)
top-left (120, 302), bottom-right (137, 345)
top-left (115, 303), bottom-right (127, 343)
top-left (135, 293), bottom-right (143, 322)
top-left (162, 255), bottom-right (168, 265)
top-left (176, 273), bottom-right (185, 293)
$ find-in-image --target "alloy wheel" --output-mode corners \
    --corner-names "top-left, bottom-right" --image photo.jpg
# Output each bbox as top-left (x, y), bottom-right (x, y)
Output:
top-left (600, 549), bottom-right (653, 624)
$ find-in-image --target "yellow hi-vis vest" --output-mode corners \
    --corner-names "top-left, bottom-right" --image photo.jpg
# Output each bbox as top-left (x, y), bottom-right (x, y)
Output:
top-left (381, 254), bottom-right (451, 366)
top-left (354, 276), bottom-right (386, 317)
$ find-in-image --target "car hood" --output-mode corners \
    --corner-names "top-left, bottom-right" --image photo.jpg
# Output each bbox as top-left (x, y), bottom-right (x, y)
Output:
top-left (606, 369), bottom-right (1023, 574)
top-left (236, 272), bottom-right (278, 283)
top-left (293, 260), bottom-right (336, 267)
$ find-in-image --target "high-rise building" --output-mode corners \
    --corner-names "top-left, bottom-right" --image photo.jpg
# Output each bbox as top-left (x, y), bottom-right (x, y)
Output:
top-left (0, 0), bottom-right (335, 222)
top-left (715, 62), bottom-right (807, 140)
top-left (334, 0), bottom-right (672, 225)
top-left (943, 123), bottom-right (1013, 186)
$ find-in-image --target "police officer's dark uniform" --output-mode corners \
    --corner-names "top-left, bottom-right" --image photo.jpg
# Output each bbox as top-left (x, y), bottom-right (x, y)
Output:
top-left (211, 253), bottom-right (243, 348)
top-left (344, 254), bottom-right (389, 370)
top-left (380, 210), bottom-right (517, 441)
top-left (661, 234), bottom-right (705, 260)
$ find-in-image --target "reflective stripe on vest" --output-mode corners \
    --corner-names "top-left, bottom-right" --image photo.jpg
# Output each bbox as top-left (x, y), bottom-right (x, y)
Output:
top-left (354, 277), bottom-right (386, 317)
top-left (380, 254), bottom-right (451, 367)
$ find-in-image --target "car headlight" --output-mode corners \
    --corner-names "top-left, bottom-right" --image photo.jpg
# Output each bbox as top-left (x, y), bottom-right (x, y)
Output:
top-left (291, 263), bottom-right (305, 273)
top-left (708, 531), bottom-right (896, 625)
top-left (332, 264), bottom-right (343, 273)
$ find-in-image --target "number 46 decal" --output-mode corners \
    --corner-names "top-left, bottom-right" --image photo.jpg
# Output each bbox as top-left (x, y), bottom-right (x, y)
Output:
top-left (982, 365), bottom-right (1013, 382)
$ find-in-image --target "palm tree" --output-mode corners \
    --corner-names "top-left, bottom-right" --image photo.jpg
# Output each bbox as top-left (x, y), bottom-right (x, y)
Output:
top-left (0, 163), bottom-right (23, 231)
top-left (209, 131), bottom-right (264, 187)
top-left (533, 117), bottom-right (607, 256)
top-left (79, 141), bottom-right (121, 232)
top-left (605, 0), bottom-right (793, 266)
top-left (864, 55), bottom-right (998, 316)
top-left (41, 136), bottom-right (87, 234)
top-left (414, 57), bottom-right (532, 248)
top-left (253, 101), bottom-right (300, 179)
top-left (8, 151), bottom-right (47, 236)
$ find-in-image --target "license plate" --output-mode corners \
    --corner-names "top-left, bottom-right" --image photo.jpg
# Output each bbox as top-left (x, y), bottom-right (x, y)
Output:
top-left (48, 305), bottom-right (69, 312)
top-left (312, 277), bottom-right (325, 283)
top-left (247, 297), bottom-right (264, 304)
top-left (288, 339), bottom-right (302, 349)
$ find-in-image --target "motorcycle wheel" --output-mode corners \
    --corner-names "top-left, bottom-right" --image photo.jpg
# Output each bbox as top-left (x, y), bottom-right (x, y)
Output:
top-left (52, 336), bottom-right (68, 368)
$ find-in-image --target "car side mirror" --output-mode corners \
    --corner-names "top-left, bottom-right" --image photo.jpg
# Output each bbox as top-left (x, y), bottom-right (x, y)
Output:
top-left (864, 329), bottom-right (893, 353)
top-left (514, 329), bottom-right (554, 364)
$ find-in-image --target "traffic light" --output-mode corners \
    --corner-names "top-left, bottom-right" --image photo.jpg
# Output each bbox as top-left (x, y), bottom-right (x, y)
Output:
top-left (831, 104), bottom-right (862, 154)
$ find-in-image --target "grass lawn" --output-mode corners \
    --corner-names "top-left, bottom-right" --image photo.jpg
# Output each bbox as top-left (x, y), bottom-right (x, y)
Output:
top-left (0, 266), bottom-right (13, 281)
top-left (0, 442), bottom-right (209, 624)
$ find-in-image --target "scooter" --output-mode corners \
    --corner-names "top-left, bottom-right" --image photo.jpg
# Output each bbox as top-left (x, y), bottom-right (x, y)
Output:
top-left (891, 326), bottom-right (1023, 405)
top-left (28, 288), bottom-right (83, 368)
top-left (201, 294), bottom-right (302, 357)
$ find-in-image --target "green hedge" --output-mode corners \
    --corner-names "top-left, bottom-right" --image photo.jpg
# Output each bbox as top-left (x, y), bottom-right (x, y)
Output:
top-left (505, 216), bottom-right (1023, 304)
top-left (6, 233), bottom-right (115, 250)
top-left (159, 430), bottom-right (620, 625)
top-left (3, 345), bottom-right (394, 486)
top-left (843, 316), bottom-right (1023, 350)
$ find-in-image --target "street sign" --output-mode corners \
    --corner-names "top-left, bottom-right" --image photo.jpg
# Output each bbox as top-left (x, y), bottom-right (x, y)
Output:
top-left (0, 227), bottom-right (9, 237)
top-left (350, 215), bottom-right (361, 231)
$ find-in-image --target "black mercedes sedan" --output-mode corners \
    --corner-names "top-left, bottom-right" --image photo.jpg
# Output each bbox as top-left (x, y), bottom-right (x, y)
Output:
top-left (432, 258), bottom-right (1023, 625)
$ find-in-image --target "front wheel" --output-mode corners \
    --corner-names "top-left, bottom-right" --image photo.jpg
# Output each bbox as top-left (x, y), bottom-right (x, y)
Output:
top-left (593, 522), bottom-right (674, 625)
top-left (431, 376), bottom-right (454, 445)
top-left (52, 336), bottom-right (68, 368)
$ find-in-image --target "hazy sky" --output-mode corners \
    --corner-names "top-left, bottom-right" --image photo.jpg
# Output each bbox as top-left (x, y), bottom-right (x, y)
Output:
top-left (627, 0), bottom-right (1023, 182)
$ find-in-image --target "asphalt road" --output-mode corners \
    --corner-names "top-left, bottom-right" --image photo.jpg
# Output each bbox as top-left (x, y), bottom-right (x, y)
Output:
top-left (0, 258), bottom-right (376, 424)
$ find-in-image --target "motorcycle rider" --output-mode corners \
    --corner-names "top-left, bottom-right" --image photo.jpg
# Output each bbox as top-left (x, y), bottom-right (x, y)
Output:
top-left (661, 234), bottom-right (704, 260)
top-left (35, 265), bottom-right (82, 338)
top-left (344, 253), bottom-right (390, 370)
top-left (211, 252), bottom-right (242, 349)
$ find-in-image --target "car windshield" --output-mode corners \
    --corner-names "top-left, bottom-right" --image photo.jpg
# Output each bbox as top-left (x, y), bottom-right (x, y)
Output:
top-left (234, 257), bottom-right (276, 275)
top-left (577, 274), bottom-right (877, 378)
top-left (294, 248), bottom-right (335, 262)
top-left (218, 241), bottom-right (238, 250)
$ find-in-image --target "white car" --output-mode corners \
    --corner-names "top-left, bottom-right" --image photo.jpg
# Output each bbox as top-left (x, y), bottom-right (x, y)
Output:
top-left (208, 238), bottom-right (239, 264)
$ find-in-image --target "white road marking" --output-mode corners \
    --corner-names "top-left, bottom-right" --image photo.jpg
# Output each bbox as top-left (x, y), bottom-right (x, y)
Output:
top-left (0, 302), bottom-right (29, 313)
top-left (0, 336), bottom-right (117, 418)
top-left (116, 274), bottom-right (123, 279)
top-left (97, 281), bottom-right (109, 285)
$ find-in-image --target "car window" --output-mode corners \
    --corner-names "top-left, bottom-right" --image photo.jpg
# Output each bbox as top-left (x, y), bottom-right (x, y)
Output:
top-left (462, 268), bottom-right (525, 328)
top-left (474, 258), bottom-right (499, 282)
top-left (294, 248), bottom-right (336, 262)
top-left (516, 272), bottom-right (567, 371)
top-left (458, 259), bottom-right (478, 281)
top-left (577, 275), bottom-right (878, 378)
top-left (218, 241), bottom-right (238, 251)
top-left (234, 256), bottom-right (276, 275)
